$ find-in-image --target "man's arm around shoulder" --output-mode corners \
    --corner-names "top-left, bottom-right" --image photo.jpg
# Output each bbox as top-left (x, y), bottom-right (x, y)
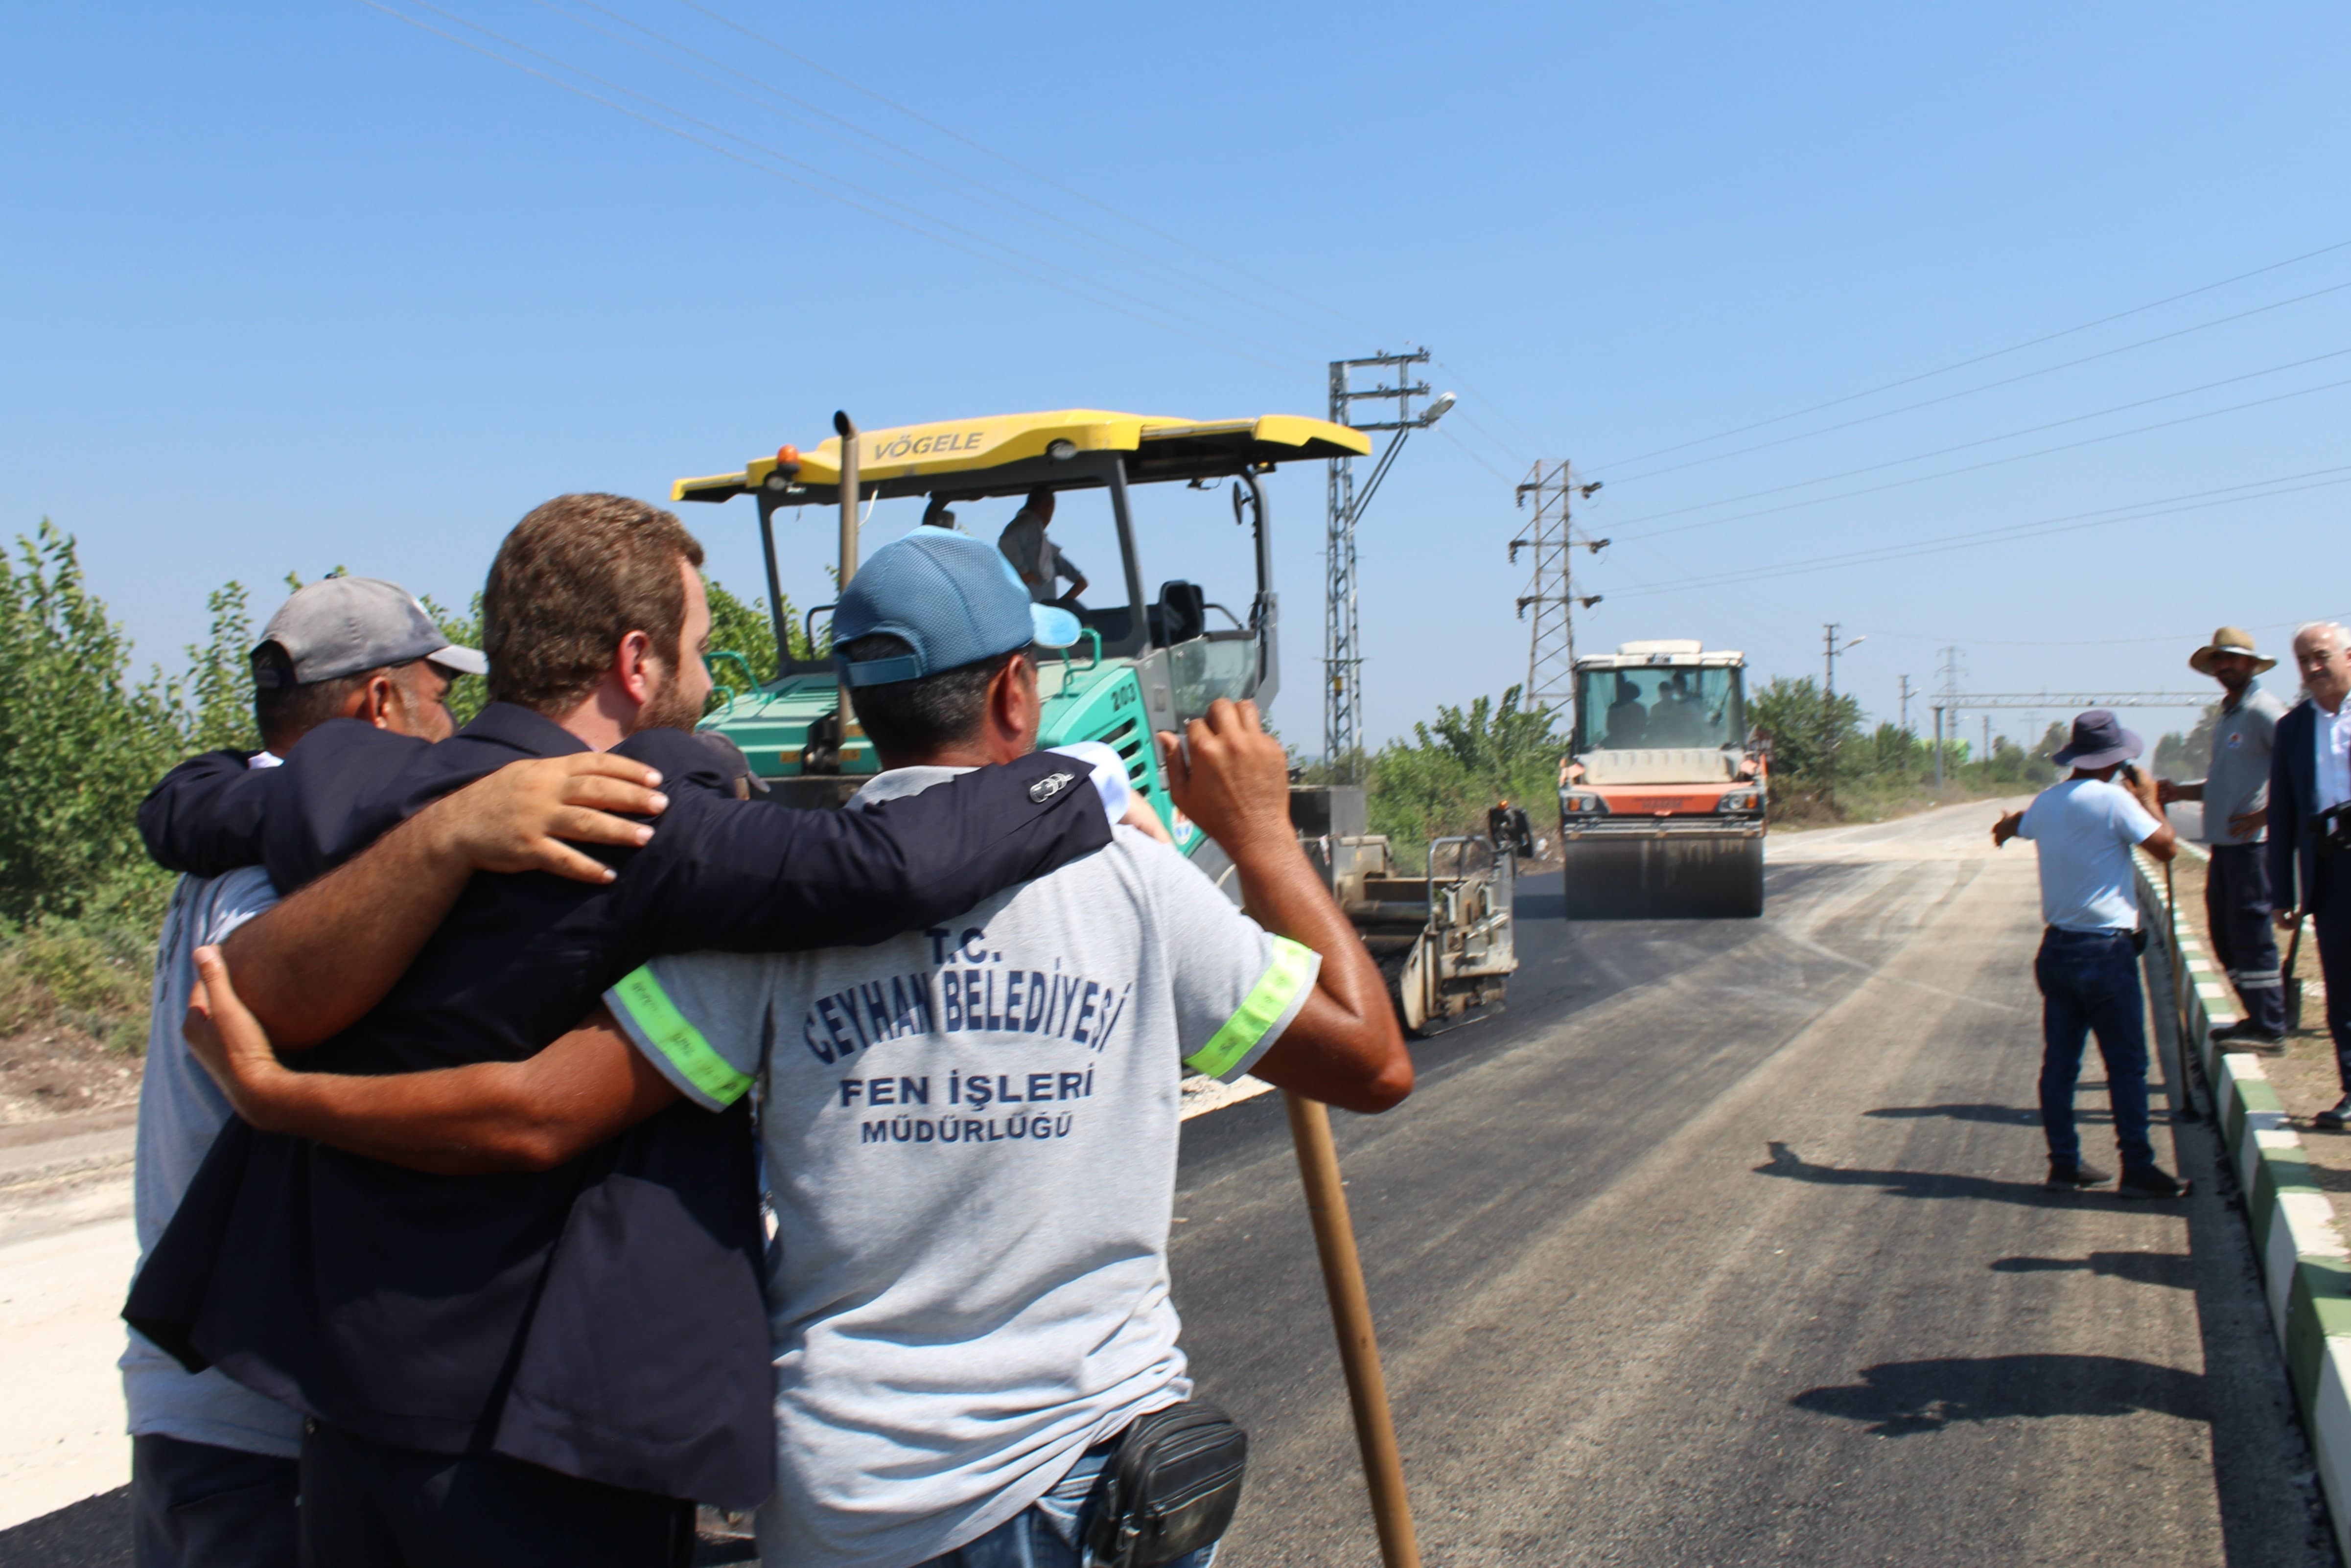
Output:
top-left (185, 947), bottom-right (677, 1175)
top-left (624, 748), bottom-right (1113, 955)
top-left (139, 750), bottom-right (277, 877)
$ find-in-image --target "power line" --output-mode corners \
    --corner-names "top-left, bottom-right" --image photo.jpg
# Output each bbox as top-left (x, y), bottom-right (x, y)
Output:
top-left (668, 0), bottom-right (1566, 453)
top-left (1604, 466), bottom-right (2351, 600)
top-left (1602, 277), bottom-right (2351, 486)
top-left (1433, 425), bottom-right (1519, 486)
top-left (670, 0), bottom-right (1399, 346)
top-left (1858, 614), bottom-right (2351, 650)
top-left (1592, 235), bottom-right (2351, 471)
top-left (529, 0), bottom-right (1360, 350)
top-left (385, 0), bottom-right (1307, 371)
top-left (1430, 359), bottom-right (1551, 455)
top-left (1613, 356), bottom-right (2351, 541)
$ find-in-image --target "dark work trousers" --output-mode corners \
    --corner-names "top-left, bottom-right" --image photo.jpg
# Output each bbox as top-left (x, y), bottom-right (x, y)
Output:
top-left (132, 1433), bottom-right (299, 1568)
top-left (2206, 843), bottom-right (2287, 1035)
top-left (2033, 927), bottom-right (2158, 1173)
top-left (297, 1420), bottom-right (694, 1568)
top-left (2313, 849), bottom-right (2351, 1091)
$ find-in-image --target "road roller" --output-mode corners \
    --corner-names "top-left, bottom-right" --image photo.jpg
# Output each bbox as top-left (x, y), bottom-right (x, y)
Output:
top-left (1556, 640), bottom-right (1766, 919)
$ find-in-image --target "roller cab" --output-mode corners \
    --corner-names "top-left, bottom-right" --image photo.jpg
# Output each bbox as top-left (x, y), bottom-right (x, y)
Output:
top-left (1558, 641), bottom-right (1766, 919)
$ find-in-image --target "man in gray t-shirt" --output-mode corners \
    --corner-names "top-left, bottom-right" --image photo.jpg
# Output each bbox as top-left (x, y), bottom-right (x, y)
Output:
top-left (2158, 626), bottom-right (2290, 1044)
top-left (609, 758), bottom-right (1304, 1567)
top-left (183, 527), bottom-right (1413, 1568)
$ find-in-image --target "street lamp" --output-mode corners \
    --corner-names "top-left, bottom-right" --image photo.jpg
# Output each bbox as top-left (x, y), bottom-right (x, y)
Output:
top-left (1347, 389), bottom-right (1456, 529)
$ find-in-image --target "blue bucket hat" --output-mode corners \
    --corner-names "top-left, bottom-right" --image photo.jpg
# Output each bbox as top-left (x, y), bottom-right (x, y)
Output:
top-left (2049, 708), bottom-right (2144, 770)
top-left (834, 527), bottom-right (1082, 687)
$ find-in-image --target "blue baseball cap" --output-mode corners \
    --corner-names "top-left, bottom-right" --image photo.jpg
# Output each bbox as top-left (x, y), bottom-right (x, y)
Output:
top-left (834, 526), bottom-right (1083, 687)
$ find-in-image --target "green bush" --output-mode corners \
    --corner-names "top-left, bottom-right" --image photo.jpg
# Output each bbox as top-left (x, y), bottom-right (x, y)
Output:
top-left (0, 919), bottom-right (153, 1051)
top-left (0, 522), bottom-right (799, 1056)
top-left (1366, 685), bottom-right (1566, 869)
top-left (0, 524), bottom-right (190, 924)
top-left (703, 578), bottom-right (817, 710)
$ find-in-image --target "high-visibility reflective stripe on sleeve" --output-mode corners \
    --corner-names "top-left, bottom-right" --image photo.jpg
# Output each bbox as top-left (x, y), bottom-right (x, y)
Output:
top-left (607, 967), bottom-right (753, 1107)
top-left (1186, 937), bottom-right (1320, 1081)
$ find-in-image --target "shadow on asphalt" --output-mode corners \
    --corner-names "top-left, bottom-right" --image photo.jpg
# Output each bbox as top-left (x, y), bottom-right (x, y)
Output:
top-left (1790, 1353), bottom-right (2203, 1436)
top-left (1752, 1141), bottom-right (2178, 1207)
top-left (0, 1489), bottom-right (762, 1568)
top-left (1866, 1101), bottom-right (2118, 1126)
top-left (1867, 1102), bottom-right (2040, 1125)
top-left (0, 1485), bottom-right (128, 1567)
top-left (1990, 1251), bottom-right (2198, 1289)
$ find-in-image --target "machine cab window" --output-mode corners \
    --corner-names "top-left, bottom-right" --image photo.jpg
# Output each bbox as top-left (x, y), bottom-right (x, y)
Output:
top-left (1575, 665), bottom-right (1742, 752)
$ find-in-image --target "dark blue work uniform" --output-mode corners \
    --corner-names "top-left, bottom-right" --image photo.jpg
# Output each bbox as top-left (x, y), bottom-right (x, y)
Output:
top-left (126, 704), bottom-right (1112, 1567)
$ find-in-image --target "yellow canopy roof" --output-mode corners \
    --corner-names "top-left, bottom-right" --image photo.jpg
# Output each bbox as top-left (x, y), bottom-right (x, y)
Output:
top-left (672, 409), bottom-right (1372, 504)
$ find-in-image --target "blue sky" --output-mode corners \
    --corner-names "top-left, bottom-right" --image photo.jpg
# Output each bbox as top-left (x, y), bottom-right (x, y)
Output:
top-left (6, 2), bottom-right (2347, 751)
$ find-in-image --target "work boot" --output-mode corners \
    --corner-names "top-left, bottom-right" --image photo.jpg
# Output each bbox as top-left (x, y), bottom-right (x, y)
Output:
top-left (2117, 1166), bottom-right (2190, 1199)
top-left (2317, 1096), bottom-right (2351, 1130)
top-left (2213, 1019), bottom-right (2287, 1055)
top-left (2045, 1161), bottom-right (2111, 1190)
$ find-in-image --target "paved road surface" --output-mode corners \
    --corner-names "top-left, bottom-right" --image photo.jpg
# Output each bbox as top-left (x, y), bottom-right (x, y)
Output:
top-left (1175, 799), bottom-right (2335, 1566)
top-left (0, 1111), bottom-right (135, 1545)
top-left (0, 798), bottom-right (2335, 1564)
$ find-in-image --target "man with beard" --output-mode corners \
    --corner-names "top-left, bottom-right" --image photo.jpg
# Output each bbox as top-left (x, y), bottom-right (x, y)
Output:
top-left (2156, 627), bottom-right (2289, 1050)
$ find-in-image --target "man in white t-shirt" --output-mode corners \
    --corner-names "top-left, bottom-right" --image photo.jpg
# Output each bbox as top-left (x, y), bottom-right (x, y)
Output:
top-left (180, 528), bottom-right (1413, 1568)
top-left (1993, 709), bottom-right (2187, 1199)
top-left (126, 578), bottom-right (664, 1568)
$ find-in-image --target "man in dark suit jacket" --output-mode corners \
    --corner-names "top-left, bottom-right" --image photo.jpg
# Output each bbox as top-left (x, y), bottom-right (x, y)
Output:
top-left (2267, 622), bottom-right (2351, 1125)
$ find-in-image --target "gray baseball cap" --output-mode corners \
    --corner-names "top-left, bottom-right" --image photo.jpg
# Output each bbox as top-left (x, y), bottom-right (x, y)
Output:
top-left (251, 576), bottom-right (487, 690)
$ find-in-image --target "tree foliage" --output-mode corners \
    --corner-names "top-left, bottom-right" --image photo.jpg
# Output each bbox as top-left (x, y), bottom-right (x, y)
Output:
top-left (1746, 676), bottom-right (1862, 800)
top-left (0, 524), bottom-right (190, 922)
top-left (0, 523), bottom-right (811, 926)
top-left (2152, 702), bottom-right (2224, 780)
top-left (1367, 685), bottom-right (1566, 860)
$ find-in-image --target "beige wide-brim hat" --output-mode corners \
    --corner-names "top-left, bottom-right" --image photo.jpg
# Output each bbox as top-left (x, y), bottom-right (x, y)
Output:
top-left (2188, 625), bottom-right (2277, 676)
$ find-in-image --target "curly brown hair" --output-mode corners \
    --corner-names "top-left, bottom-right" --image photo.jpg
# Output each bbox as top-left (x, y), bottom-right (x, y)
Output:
top-left (484, 494), bottom-right (706, 714)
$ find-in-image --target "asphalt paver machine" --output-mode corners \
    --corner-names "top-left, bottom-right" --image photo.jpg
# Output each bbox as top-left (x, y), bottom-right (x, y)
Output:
top-left (1556, 640), bottom-right (1766, 919)
top-left (673, 408), bottom-right (1517, 1034)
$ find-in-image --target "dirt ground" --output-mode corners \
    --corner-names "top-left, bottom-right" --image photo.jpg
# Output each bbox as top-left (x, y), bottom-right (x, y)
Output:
top-left (0, 1027), bottom-right (140, 1127)
top-left (2167, 849), bottom-right (2351, 1218)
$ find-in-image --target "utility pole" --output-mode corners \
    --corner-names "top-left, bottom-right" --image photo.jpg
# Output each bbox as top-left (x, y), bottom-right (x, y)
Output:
top-left (1326, 351), bottom-right (1451, 782)
top-left (1936, 645), bottom-right (1963, 785)
top-left (1821, 625), bottom-right (1864, 809)
top-left (1512, 464), bottom-right (1606, 733)
top-left (1898, 675), bottom-right (1912, 733)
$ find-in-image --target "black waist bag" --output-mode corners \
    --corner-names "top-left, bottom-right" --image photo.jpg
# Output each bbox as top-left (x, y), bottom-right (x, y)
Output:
top-left (1082, 1401), bottom-right (1248, 1568)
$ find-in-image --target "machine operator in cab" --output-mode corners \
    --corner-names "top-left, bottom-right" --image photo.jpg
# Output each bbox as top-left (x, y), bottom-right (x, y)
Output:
top-left (998, 487), bottom-right (1088, 607)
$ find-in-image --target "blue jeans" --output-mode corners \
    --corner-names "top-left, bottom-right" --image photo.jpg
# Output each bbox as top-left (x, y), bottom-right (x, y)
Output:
top-left (2033, 927), bottom-right (2157, 1172)
top-left (915, 1450), bottom-right (1219, 1568)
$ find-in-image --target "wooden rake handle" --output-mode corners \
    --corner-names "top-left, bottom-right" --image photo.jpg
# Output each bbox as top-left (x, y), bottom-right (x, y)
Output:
top-left (1284, 1091), bottom-right (1422, 1568)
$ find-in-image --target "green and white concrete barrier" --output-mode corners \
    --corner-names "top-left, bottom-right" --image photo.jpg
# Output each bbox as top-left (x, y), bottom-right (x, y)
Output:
top-left (2139, 853), bottom-right (2351, 1558)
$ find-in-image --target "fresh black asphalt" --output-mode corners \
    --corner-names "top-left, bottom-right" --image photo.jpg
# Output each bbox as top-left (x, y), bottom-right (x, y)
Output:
top-left (1172, 804), bottom-right (2340, 1567)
